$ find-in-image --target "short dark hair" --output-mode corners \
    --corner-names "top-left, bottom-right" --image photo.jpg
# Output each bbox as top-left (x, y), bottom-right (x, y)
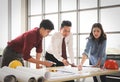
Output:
top-left (39, 19), bottom-right (54, 30)
top-left (61, 20), bottom-right (72, 28)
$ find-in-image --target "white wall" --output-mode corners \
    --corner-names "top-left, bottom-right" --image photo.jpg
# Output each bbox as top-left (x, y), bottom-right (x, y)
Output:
top-left (0, 0), bottom-right (25, 54)
top-left (11, 0), bottom-right (21, 39)
top-left (0, 0), bottom-right (8, 51)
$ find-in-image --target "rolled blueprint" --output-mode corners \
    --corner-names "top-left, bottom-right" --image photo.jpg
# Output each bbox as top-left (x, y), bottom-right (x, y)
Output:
top-left (16, 66), bottom-right (50, 79)
top-left (0, 69), bottom-right (17, 82)
top-left (4, 75), bottom-right (17, 82)
top-left (1, 66), bottom-right (36, 82)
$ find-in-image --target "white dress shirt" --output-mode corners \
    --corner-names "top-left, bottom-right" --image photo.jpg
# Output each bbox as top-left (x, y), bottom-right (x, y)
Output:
top-left (47, 32), bottom-right (74, 64)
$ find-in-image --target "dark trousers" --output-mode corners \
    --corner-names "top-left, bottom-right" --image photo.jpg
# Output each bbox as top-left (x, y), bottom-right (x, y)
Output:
top-left (93, 75), bottom-right (106, 82)
top-left (90, 61), bottom-right (106, 82)
top-left (45, 52), bottom-right (64, 66)
top-left (45, 52), bottom-right (74, 82)
top-left (1, 46), bottom-right (24, 67)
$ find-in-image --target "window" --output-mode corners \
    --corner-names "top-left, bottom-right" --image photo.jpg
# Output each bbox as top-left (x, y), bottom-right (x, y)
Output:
top-left (28, 0), bottom-right (42, 15)
top-left (28, 0), bottom-right (120, 68)
top-left (107, 34), bottom-right (120, 54)
top-left (80, 35), bottom-right (89, 55)
top-left (101, 7), bottom-right (120, 32)
top-left (101, 0), bottom-right (120, 6)
top-left (80, 10), bottom-right (97, 33)
top-left (45, 0), bottom-right (58, 13)
top-left (45, 36), bottom-right (52, 50)
top-left (73, 35), bottom-right (77, 57)
top-left (61, 0), bottom-right (76, 11)
top-left (80, 0), bottom-right (97, 9)
top-left (28, 16), bottom-right (42, 29)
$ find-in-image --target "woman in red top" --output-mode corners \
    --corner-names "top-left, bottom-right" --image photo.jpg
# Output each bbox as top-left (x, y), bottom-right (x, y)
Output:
top-left (1, 19), bottom-right (54, 69)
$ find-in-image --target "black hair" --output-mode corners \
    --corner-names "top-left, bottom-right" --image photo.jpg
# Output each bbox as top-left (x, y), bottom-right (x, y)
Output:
top-left (89, 23), bottom-right (107, 44)
top-left (39, 19), bottom-right (54, 30)
top-left (61, 20), bottom-right (72, 28)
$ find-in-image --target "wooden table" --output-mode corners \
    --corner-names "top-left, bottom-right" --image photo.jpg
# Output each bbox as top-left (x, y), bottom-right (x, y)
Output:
top-left (44, 66), bottom-right (120, 82)
top-left (0, 66), bottom-right (119, 82)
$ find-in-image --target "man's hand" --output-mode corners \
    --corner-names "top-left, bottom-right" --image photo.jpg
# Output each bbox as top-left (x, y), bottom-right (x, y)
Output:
top-left (62, 59), bottom-right (69, 66)
top-left (43, 61), bottom-right (54, 67)
top-left (36, 64), bottom-right (43, 69)
top-left (70, 63), bottom-right (77, 67)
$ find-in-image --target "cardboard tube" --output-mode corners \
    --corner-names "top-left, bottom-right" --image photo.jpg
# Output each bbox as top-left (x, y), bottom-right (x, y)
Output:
top-left (16, 66), bottom-right (50, 79)
top-left (0, 69), bottom-right (17, 82)
top-left (1, 66), bottom-right (36, 82)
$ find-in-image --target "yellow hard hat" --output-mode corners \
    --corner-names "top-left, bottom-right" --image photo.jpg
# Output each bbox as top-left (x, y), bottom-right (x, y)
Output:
top-left (8, 60), bottom-right (23, 69)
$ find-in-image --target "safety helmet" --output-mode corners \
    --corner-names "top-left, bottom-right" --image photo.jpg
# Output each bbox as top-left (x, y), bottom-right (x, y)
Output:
top-left (8, 60), bottom-right (23, 69)
top-left (104, 59), bottom-right (119, 70)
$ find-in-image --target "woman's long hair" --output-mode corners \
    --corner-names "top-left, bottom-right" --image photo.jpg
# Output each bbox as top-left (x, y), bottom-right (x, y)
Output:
top-left (89, 23), bottom-right (107, 44)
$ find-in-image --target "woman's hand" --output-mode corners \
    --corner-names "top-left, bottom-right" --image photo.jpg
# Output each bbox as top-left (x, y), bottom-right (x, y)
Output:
top-left (78, 64), bottom-right (83, 71)
top-left (93, 64), bottom-right (100, 68)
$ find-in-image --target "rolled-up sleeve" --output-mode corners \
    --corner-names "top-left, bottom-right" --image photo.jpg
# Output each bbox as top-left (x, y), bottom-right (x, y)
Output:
top-left (83, 39), bottom-right (91, 57)
top-left (36, 39), bottom-right (43, 53)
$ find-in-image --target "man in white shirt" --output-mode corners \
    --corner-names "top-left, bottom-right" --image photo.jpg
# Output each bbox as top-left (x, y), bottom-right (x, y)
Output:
top-left (45, 20), bottom-right (75, 67)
